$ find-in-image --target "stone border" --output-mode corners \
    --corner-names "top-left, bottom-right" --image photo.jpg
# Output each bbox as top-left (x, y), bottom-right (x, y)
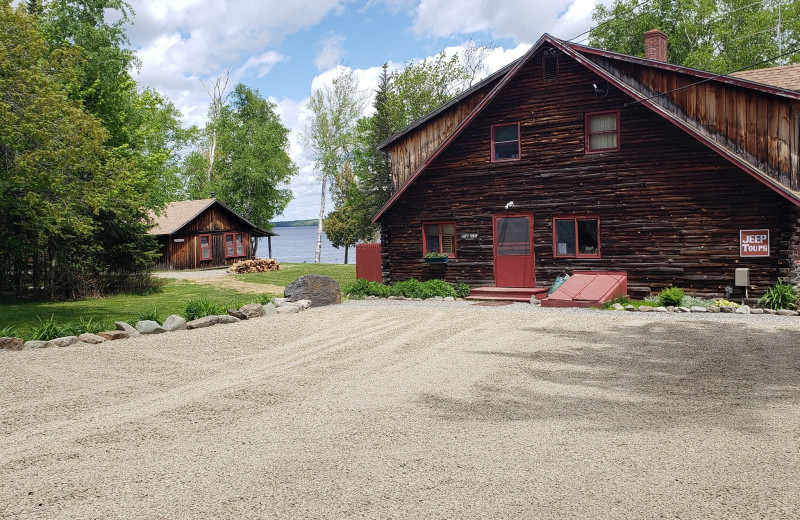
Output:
top-left (0, 298), bottom-right (312, 351)
top-left (608, 302), bottom-right (799, 316)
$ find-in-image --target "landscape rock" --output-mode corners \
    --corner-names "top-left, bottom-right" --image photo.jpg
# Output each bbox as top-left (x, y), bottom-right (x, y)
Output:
top-left (272, 298), bottom-right (289, 307)
top-left (79, 333), bottom-right (106, 344)
top-left (295, 299), bottom-right (311, 310)
top-left (651, 307), bottom-right (668, 312)
top-left (624, 304), bottom-right (637, 311)
top-left (677, 307), bottom-right (690, 313)
top-left (638, 305), bottom-right (652, 312)
top-left (239, 303), bottom-right (265, 319)
top-left (263, 302), bottom-right (278, 316)
top-left (186, 315), bottom-right (221, 329)
top-left (750, 308), bottom-right (764, 314)
top-left (0, 337), bottom-right (23, 350)
top-left (764, 308), bottom-right (777, 315)
top-left (23, 340), bottom-right (48, 349)
top-left (115, 321), bottom-right (140, 337)
top-left (98, 330), bottom-right (129, 341)
top-left (163, 315), bottom-right (187, 332)
top-left (530, 296), bottom-right (541, 306)
top-left (284, 275), bottom-right (341, 307)
top-left (136, 320), bottom-right (166, 334)
top-left (445, 296), bottom-right (455, 302)
top-left (707, 306), bottom-right (721, 313)
top-left (277, 304), bottom-right (301, 314)
top-left (690, 306), bottom-right (708, 313)
top-left (611, 303), bottom-right (625, 311)
top-left (776, 309), bottom-right (798, 316)
top-left (719, 306), bottom-right (736, 313)
top-left (735, 305), bottom-right (751, 315)
top-left (216, 315), bottom-right (241, 324)
top-left (227, 309), bottom-right (248, 320)
top-left (46, 336), bottom-right (80, 348)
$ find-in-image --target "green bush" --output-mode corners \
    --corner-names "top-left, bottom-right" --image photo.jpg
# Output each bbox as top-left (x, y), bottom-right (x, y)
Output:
top-left (29, 315), bottom-right (71, 341)
top-left (658, 287), bottom-right (685, 307)
top-left (454, 282), bottom-right (471, 298)
top-left (344, 278), bottom-right (466, 300)
top-left (259, 293), bottom-right (273, 305)
top-left (757, 281), bottom-right (798, 310)
top-left (391, 279), bottom-right (428, 298)
top-left (137, 308), bottom-right (162, 323)
top-left (184, 298), bottom-right (226, 321)
top-left (343, 279), bottom-right (390, 298)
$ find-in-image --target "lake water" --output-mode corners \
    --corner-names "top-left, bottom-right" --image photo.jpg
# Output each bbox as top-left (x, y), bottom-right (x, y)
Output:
top-left (258, 225), bottom-right (346, 264)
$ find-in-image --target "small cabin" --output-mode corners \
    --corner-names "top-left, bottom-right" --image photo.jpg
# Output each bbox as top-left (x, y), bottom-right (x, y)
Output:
top-left (373, 32), bottom-right (800, 299)
top-left (148, 198), bottom-right (276, 270)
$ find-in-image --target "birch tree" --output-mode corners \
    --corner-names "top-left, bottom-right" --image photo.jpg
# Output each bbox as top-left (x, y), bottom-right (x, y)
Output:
top-left (302, 69), bottom-right (366, 263)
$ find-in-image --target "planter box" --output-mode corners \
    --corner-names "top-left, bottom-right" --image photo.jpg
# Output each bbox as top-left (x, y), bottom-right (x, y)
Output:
top-left (424, 257), bottom-right (449, 264)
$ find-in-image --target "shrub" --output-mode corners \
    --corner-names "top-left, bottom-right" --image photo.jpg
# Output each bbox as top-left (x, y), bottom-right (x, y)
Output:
top-left (454, 282), bottom-right (471, 298)
top-left (184, 298), bottom-right (226, 321)
top-left (422, 279), bottom-right (457, 298)
top-left (29, 315), bottom-right (71, 341)
top-left (343, 279), bottom-right (390, 298)
top-left (757, 281), bottom-right (798, 310)
top-left (658, 287), bottom-right (685, 307)
top-left (391, 279), bottom-right (428, 298)
top-left (259, 293), bottom-right (273, 305)
top-left (137, 308), bottom-right (162, 323)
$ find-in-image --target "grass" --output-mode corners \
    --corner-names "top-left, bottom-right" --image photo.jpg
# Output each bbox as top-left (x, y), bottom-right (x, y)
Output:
top-left (0, 263), bottom-right (356, 340)
top-left (0, 280), bottom-right (263, 339)
top-left (238, 263), bottom-right (356, 288)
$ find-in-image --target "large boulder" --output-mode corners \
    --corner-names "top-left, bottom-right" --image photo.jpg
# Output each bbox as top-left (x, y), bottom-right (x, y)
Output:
top-left (115, 321), bottom-right (140, 337)
top-left (0, 337), bottom-right (24, 350)
top-left (284, 275), bottom-right (341, 307)
top-left (163, 315), bottom-right (187, 332)
top-left (135, 320), bottom-right (166, 334)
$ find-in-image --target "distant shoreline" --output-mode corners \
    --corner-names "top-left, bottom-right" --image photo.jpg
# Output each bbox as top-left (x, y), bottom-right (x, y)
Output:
top-left (272, 219), bottom-right (317, 227)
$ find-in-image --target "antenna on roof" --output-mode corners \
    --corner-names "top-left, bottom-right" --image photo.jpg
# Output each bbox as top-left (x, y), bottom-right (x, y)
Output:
top-left (210, 192), bottom-right (216, 199)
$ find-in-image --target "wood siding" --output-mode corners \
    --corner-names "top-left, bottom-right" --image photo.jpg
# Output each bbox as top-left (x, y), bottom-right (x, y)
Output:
top-left (379, 51), bottom-right (800, 298)
top-left (154, 206), bottom-right (255, 270)
top-left (385, 84), bottom-right (495, 191)
top-left (588, 55), bottom-right (800, 191)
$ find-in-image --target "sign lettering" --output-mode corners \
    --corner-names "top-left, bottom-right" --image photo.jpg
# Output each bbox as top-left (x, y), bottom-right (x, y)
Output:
top-left (740, 229), bottom-right (769, 257)
top-left (460, 232), bottom-right (479, 241)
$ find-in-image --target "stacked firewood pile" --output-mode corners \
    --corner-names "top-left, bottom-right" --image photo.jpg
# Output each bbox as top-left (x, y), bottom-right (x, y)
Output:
top-left (227, 258), bottom-right (280, 273)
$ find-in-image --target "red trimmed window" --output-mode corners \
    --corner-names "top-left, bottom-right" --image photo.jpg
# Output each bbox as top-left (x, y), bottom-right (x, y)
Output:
top-left (198, 234), bottom-right (212, 261)
top-left (423, 222), bottom-right (456, 257)
top-left (585, 111), bottom-right (620, 153)
top-left (224, 233), bottom-right (246, 258)
top-left (554, 217), bottom-right (600, 258)
top-left (491, 123), bottom-right (520, 162)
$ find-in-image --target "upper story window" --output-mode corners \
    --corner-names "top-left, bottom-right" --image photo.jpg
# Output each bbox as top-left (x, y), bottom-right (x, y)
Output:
top-left (491, 123), bottom-right (520, 162)
top-left (585, 111), bottom-right (620, 153)
top-left (423, 222), bottom-right (456, 258)
top-left (199, 234), bottom-right (212, 261)
top-left (224, 232), bottom-right (246, 258)
top-left (554, 217), bottom-right (600, 258)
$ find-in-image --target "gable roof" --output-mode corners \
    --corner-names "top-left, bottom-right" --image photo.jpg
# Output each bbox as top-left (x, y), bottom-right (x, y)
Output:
top-left (373, 34), bottom-right (800, 222)
top-left (729, 63), bottom-right (800, 92)
top-left (149, 199), bottom-right (276, 237)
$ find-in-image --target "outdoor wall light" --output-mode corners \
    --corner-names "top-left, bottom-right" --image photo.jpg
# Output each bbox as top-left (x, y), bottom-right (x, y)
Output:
top-left (505, 201), bottom-right (515, 209)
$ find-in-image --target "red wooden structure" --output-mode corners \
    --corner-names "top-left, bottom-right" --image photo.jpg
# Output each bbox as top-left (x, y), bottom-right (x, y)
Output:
top-left (356, 243), bottom-right (382, 282)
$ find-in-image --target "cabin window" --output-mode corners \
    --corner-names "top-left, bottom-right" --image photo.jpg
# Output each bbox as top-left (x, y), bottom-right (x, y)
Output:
top-left (491, 123), bottom-right (520, 162)
top-left (225, 233), bottom-right (246, 258)
top-left (199, 234), bottom-right (212, 261)
top-left (585, 111), bottom-right (620, 153)
top-left (423, 222), bottom-right (456, 257)
top-left (554, 217), bottom-right (600, 258)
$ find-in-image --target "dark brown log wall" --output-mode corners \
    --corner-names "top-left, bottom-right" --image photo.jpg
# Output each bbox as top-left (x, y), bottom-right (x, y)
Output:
top-left (153, 206), bottom-right (254, 270)
top-left (379, 51), bottom-right (799, 298)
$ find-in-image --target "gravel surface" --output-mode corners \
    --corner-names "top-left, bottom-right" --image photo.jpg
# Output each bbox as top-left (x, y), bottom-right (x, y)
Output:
top-left (2, 300), bottom-right (799, 519)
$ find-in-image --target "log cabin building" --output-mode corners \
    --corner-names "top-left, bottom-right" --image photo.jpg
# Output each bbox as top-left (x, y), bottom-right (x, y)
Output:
top-left (149, 198), bottom-right (275, 270)
top-left (372, 32), bottom-right (800, 299)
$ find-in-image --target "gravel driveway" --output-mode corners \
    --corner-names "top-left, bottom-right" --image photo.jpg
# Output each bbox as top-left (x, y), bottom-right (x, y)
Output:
top-left (2, 301), bottom-right (799, 519)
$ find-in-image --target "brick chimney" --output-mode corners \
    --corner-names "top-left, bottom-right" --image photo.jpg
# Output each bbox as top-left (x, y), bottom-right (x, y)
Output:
top-left (643, 29), bottom-right (668, 62)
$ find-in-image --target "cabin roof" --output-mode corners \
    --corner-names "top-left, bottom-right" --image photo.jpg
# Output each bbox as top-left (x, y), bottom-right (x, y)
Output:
top-left (373, 34), bottom-right (800, 223)
top-left (729, 63), bottom-right (800, 92)
top-left (148, 199), bottom-right (276, 237)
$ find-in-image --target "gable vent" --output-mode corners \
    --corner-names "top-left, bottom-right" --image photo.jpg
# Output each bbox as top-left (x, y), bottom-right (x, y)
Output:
top-left (542, 50), bottom-right (558, 82)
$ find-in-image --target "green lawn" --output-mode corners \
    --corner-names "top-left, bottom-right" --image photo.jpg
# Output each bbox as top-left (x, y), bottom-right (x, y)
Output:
top-left (238, 263), bottom-right (356, 288)
top-left (0, 263), bottom-right (356, 340)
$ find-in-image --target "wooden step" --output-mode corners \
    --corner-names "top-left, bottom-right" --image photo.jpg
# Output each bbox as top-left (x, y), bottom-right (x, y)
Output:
top-left (466, 286), bottom-right (549, 303)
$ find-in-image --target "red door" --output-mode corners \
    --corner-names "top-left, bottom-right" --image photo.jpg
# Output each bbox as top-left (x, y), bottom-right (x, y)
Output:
top-left (493, 214), bottom-right (535, 287)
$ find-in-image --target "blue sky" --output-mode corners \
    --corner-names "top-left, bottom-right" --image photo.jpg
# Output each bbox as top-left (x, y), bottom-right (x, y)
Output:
top-left (125, 0), bottom-right (604, 220)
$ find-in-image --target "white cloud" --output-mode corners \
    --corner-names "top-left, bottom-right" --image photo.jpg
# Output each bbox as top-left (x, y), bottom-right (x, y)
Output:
top-left (409, 0), bottom-right (598, 43)
top-left (314, 33), bottom-right (347, 70)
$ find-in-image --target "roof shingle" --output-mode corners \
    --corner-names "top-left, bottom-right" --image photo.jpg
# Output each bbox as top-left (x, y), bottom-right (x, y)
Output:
top-left (729, 63), bottom-right (800, 92)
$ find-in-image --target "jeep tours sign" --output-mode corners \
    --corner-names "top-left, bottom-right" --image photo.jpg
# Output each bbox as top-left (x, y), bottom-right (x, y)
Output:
top-left (740, 229), bottom-right (769, 257)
